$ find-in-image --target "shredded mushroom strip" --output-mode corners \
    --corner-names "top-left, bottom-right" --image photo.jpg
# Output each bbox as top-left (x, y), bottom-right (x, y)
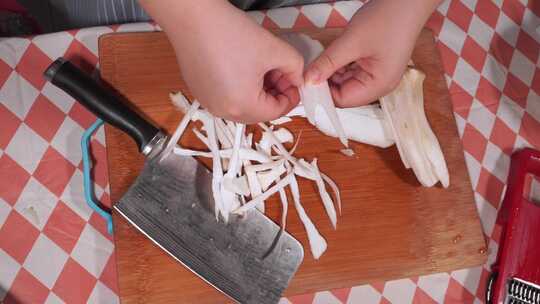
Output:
top-left (206, 118), bottom-right (225, 219)
top-left (161, 101), bottom-right (200, 159)
top-left (167, 93), bottom-right (339, 259)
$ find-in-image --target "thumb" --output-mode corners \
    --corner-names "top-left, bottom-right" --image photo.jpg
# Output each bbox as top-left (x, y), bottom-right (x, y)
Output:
top-left (305, 35), bottom-right (360, 84)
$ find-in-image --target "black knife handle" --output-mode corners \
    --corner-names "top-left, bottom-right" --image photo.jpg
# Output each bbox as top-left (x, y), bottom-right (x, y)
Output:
top-left (43, 58), bottom-right (159, 154)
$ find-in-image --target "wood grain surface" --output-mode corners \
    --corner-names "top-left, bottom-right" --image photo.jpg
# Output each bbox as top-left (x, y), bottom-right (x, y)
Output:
top-left (99, 28), bottom-right (487, 304)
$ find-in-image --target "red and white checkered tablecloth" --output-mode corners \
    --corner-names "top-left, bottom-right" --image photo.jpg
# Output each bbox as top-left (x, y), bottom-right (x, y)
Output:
top-left (0, 1), bottom-right (538, 303)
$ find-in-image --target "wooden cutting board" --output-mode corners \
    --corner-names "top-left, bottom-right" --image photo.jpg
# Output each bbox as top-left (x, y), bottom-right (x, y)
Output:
top-left (99, 28), bottom-right (487, 303)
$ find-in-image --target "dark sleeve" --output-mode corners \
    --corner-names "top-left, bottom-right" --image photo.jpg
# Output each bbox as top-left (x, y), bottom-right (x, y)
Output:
top-left (231, 0), bottom-right (335, 10)
top-left (19, 0), bottom-right (337, 33)
top-left (17, 0), bottom-right (151, 32)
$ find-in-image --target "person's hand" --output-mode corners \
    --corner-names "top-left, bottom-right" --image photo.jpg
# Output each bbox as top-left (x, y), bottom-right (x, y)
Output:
top-left (305, 0), bottom-right (441, 107)
top-left (141, 1), bottom-right (304, 123)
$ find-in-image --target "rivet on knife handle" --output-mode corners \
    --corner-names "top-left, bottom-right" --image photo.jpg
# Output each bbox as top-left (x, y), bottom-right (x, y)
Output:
top-left (43, 58), bottom-right (162, 155)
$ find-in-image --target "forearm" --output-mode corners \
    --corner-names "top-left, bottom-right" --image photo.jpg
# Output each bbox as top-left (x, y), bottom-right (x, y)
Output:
top-left (368, 0), bottom-right (443, 31)
top-left (345, 0), bottom-right (443, 47)
top-left (406, 0), bottom-right (444, 18)
top-left (138, 0), bottom-right (232, 44)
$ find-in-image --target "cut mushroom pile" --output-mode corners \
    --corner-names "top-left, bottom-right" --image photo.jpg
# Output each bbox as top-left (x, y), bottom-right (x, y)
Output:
top-left (166, 33), bottom-right (449, 259)
top-left (168, 92), bottom-right (337, 259)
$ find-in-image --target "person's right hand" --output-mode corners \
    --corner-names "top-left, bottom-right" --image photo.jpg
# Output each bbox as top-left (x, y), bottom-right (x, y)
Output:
top-left (304, 0), bottom-right (441, 107)
top-left (141, 1), bottom-right (304, 124)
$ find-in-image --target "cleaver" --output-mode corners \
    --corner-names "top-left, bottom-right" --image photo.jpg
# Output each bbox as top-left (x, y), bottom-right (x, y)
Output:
top-left (44, 58), bottom-right (303, 304)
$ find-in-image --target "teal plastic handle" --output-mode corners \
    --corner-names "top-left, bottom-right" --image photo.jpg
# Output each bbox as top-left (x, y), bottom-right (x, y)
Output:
top-left (81, 119), bottom-right (113, 234)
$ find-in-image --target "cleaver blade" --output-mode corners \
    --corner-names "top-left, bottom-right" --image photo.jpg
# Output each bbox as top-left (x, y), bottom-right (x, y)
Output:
top-left (44, 58), bottom-right (304, 304)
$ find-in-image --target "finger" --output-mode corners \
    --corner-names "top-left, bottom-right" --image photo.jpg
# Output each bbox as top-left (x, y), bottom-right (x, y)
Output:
top-left (331, 69), bottom-right (388, 107)
top-left (330, 73), bottom-right (347, 85)
top-left (330, 73), bottom-right (343, 85)
top-left (275, 75), bottom-right (293, 92)
top-left (340, 70), bottom-right (356, 82)
top-left (305, 34), bottom-right (361, 84)
top-left (348, 62), bottom-right (363, 71)
top-left (330, 69), bottom-right (356, 85)
top-left (265, 69), bottom-right (294, 93)
top-left (244, 89), bottom-right (297, 123)
top-left (355, 68), bottom-right (373, 84)
top-left (278, 94), bottom-right (299, 115)
top-left (270, 73), bottom-right (301, 108)
top-left (280, 85), bottom-right (301, 109)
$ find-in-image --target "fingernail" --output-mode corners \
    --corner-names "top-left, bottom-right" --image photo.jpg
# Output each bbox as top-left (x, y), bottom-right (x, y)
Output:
top-left (306, 67), bottom-right (321, 84)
